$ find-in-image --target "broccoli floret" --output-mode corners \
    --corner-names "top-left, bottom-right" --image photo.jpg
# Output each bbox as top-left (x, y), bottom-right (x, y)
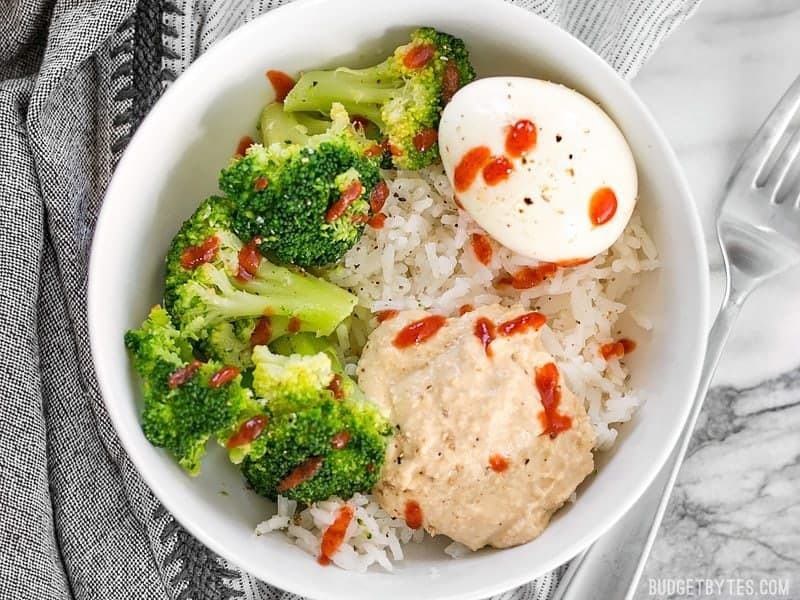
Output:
top-left (206, 316), bottom-right (295, 370)
top-left (123, 304), bottom-right (194, 389)
top-left (270, 331), bottom-right (363, 401)
top-left (164, 196), bottom-right (238, 314)
top-left (283, 27), bottom-right (476, 170)
top-left (219, 103), bottom-right (384, 267)
top-left (240, 344), bottom-right (391, 504)
top-left (165, 196), bottom-right (357, 346)
top-left (124, 306), bottom-right (264, 475)
top-left (252, 344), bottom-right (333, 399)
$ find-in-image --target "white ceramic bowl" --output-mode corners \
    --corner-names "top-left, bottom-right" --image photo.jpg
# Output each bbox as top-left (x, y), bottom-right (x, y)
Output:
top-left (88, 0), bottom-right (709, 598)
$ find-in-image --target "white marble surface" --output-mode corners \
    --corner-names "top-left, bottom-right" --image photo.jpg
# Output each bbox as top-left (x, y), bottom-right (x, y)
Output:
top-left (630, 0), bottom-right (800, 597)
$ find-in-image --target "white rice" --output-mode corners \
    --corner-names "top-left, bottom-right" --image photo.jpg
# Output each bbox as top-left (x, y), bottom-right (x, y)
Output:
top-left (327, 164), bottom-right (658, 449)
top-left (257, 164), bottom-right (659, 571)
top-left (256, 492), bottom-right (422, 572)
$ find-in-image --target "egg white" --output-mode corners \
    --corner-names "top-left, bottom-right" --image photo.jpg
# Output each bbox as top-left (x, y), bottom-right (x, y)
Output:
top-left (438, 77), bottom-right (638, 263)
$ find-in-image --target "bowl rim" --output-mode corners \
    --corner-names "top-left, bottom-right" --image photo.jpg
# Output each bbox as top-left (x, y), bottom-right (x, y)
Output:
top-left (88, 0), bottom-right (710, 597)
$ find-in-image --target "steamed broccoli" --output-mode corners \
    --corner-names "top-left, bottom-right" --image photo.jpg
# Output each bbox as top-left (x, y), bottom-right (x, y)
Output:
top-left (270, 332), bottom-right (363, 400)
top-left (240, 344), bottom-right (391, 504)
top-left (164, 196), bottom-right (357, 350)
top-left (283, 27), bottom-right (476, 170)
top-left (124, 306), bottom-right (264, 475)
top-left (219, 103), bottom-right (384, 267)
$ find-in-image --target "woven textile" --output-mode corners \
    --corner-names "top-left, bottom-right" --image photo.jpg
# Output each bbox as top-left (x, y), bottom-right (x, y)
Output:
top-left (0, 1), bottom-right (700, 598)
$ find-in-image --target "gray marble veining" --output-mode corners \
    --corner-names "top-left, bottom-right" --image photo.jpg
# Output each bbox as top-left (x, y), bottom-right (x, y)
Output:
top-left (628, 0), bottom-right (800, 597)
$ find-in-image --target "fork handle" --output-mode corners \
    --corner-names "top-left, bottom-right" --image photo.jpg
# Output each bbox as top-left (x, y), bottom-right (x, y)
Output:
top-left (552, 284), bottom-right (750, 600)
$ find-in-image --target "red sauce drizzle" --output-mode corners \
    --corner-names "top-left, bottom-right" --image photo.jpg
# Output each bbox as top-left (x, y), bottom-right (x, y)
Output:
top-left (326, 374), bottom-right (344, 400)
top-left (369, 181), bottom-right (389, 213)
top-left (235, 136), bottom-right (254, 157)
top-left (557, 257), bottom-right (592, 267)
top-left (253, 176), bottom-right (269, 191)
top-left (376, 309), bottom-right (399, 323)
top-left (441, 59), bottom-right (460, 104)
top-left (474, 317), bottom-right (496, 357)
top-left (237, 238), bottom-right (262, 282)
top-left (589, 187), bottom-right (618, 226)
top-left (364, 143), bottom-right (384, 158)
top-left (325, 180), bottom-right (363, 222)
top-left (226, 415), bottom-right (268, 448)
top-left (497, 312), bottom-right (546, 337)
top-left (318, 505), bottom-right (354, 565)
top-left (454, 146), bottom-right (491, 192)
top-left (266, 69), bottom-right (296, 102)
top-left (167, 360), bottom-right (201, 389)
top-left (180, 235), bottom-right (219, 270)
top-left (458, 304), bottom-right (473, 315)
top-left (482, 156), bottom-right (514, 186)
top-left (288, 316), bottom-right (301, 333)
top-left (209, 366), bottom-right (240, 389)
top-left (534, 362), bottom-right (572, 437)
top-left (393, 315), bottom-right (446, 349)
top-left (368, 213), bottom-right (386, 229)
top-left (250, 317), bottom-right (272, 347)
top-left (489, 454), bottom-right (510, 473)
top-left (330, 431), bottom-right (351, 449)
top-left (413, 128), bottom-right (438, 153)
top-left (498, 263), bottom-right (558, 289)
top-left (453, 196), bottom-right (465, 210)
top-left (404, 500), bottom-right (423, 529)
top-left (471, 233), bottom-right (493, 266)
top-left (505, 119), bottom-right (537, 157)
top-left (403, 44), bottom-right (435, 69)
top-left (600, 338), bottom-right (637, 360)
top-left (277, 456), bottom-right (323, 492)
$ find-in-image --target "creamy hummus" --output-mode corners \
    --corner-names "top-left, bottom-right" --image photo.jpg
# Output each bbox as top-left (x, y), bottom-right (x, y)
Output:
top-left (357, 304), bottom-right (595, 550)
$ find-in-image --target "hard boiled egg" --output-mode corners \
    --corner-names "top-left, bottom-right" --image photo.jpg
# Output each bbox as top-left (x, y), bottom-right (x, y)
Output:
top-left (438, 77), bottom-right (638, 263)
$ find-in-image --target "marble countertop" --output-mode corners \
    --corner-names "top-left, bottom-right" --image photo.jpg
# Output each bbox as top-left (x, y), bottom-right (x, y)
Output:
top-left (630, 0), bottom-right (800, 596)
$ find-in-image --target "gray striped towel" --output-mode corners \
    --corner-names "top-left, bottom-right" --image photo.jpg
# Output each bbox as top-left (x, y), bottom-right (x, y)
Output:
top-left (0, 0), bottom-right (700, 598)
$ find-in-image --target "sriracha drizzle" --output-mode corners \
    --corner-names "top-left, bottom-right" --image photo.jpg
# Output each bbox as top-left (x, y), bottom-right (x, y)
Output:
top-left (454, 146), bottom-right (491, 192)
top-left (482, 156), bottom-right (513, 186)
top-left (474, 317), bottom-right (496, 357)
top-left (226, 415), bottom-right (268, 448)
top-left (505, 119), bottom-right (537, 157)
top-left (393, 316), bottom-right (446, 349)
top-left (470, 233), bottom-right (493, 266)
top-left (589, 187), bottom-right (618, 226)
top-left (489, 454), bottom-right (510, 473)
top-left (404, 500), bottom-right (423, 529)
top-left (534, 362), bottom-right (572, 437)
top-left (266, 70), bottom-right (296, 102)
top-left (326, 180), bottom-right (363, 222)
top-left (318, 505), bottom-right (355, 565)
top-left (181, 235), bottom-right (219, 270)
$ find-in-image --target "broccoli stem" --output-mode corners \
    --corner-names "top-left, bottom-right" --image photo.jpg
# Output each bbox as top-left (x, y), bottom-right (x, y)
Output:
top-left (260, 103), bottom-right (332, 146)
top-left (247, 260), bottom-right (356, 314)
top-left (284, 68), bottom-right (395, 127)
top-left (200, 262), bottom-right (356, 337)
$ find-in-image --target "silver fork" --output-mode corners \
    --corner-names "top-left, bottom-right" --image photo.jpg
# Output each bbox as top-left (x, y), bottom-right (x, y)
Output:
top-left (552, 73), bottom-right (800, 600)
